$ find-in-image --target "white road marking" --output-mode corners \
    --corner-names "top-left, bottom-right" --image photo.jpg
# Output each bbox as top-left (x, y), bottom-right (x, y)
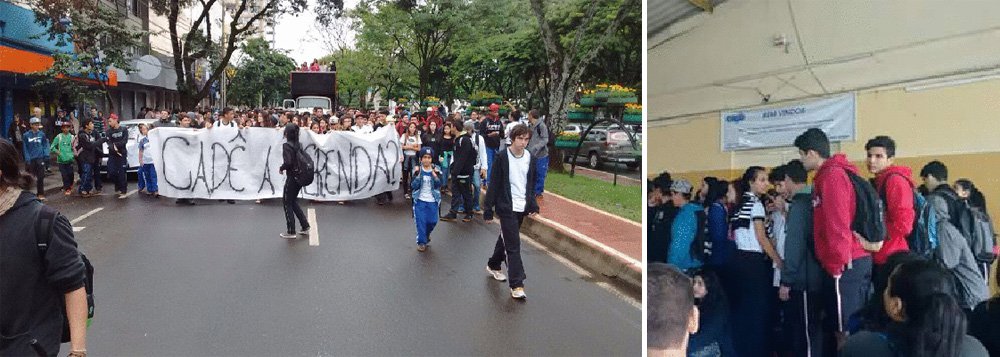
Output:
top-left (122, 189), bottom-right (140, 198)
top-left (73, 227), bottom-right (85, 232)
top-left (71, 207), bottom-right (104, 224)
top-left (522, 234), bottom-right (640, 310)
top-left (308, 208), bottom-right (319, 246)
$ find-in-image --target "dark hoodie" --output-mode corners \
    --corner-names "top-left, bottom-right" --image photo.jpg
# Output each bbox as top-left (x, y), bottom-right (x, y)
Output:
top-left (872, 165), bottom-right (915, 265)
top-left (813, 153), bottom-right (869, 277)
top-left (106, 124), bottom-right (128, 158)
top-left (279, 124), bottom-right (300, 174)
top-left (0, 191), bottom-right (86, 356)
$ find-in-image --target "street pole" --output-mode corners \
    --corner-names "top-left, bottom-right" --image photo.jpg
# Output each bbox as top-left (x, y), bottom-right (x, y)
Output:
top-left (220, 0), bottom-right (227, 110)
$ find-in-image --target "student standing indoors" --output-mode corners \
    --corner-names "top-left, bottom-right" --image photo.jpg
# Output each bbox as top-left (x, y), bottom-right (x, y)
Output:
top-left (484, 124), bottom-right (539, 299)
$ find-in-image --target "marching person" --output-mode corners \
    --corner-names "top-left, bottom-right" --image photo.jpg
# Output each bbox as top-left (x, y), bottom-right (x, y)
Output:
top-left (525, 110), bottom-right (549, 200)
top-left (0, 138), bottom-right (90, 357)
top-left (105, 114), bottom-right (129, 199)
top-left (483, 124), bottom-right (539, 299)
top-left (136, 124), bottom-right (158, 197)
top-left (411, 147), bottom-right (443, 252)
top-left (75, 119), bottom-right (103, 198)
top-left (23, 114), bottom-right (50, 201)
top-left (441, 119), bottom-right (476, 222)
top-left (480, 103), bottom-right (505, 189)
top-left (50, 121), bottom-right (76, 196)
top-left (175, 116), bottom-right (196, 205)
top-left (278, 124), bottom-right (310, 239)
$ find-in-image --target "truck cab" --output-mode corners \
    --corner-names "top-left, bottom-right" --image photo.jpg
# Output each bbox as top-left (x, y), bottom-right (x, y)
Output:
top-left (287, 70), bottom-right (337, 115)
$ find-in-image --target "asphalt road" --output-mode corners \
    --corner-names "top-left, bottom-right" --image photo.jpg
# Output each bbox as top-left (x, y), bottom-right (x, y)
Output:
top-left (44, 185), bottom-right (641, 356)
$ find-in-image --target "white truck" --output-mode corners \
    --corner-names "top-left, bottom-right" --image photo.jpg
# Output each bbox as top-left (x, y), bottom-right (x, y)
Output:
top-left (284, 70), bottom-right (337, 114)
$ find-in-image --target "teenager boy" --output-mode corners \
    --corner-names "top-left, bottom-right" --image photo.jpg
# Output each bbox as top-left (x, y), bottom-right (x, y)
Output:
top-left (484, 124), bottom-right (539, 299)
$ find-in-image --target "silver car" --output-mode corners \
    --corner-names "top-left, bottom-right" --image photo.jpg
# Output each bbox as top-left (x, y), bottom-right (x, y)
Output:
top-left (100, 119), bottom-right (157, 173)
top-left (565, 127), bottom-right (641, 170)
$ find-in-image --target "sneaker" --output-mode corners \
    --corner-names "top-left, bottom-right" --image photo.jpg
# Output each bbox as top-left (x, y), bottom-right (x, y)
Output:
top-left (227, 200), bottom-right (235, 204)
top-left (64, 189), bottom-right (72, 196)
top-left (337, 201), bottom-right (346, 205)
top-left (118, 193), bottom-right (128, 199)
top-left (94, 190), bottom-right (103, 195)
top-left (473, 209), bottom-right (484, 215)
top-left (417, 244), bottom-right (427, 252)
top-left (510, 287), bottom-right (526, 299)
top-left (37, 195), bottom-right (46, 202)
top-left (255, 199), bottom-right (262, 204)
top-left (279, 232), bottom-right (297, 239)
top-left (462, 215), bottom-right (473, 222)
top-left (486, 266), bottom-right (507, 281)
top-left (299, 226), bottom-right (310, 235)
top-left (440, 212), bottom-right (457, 222)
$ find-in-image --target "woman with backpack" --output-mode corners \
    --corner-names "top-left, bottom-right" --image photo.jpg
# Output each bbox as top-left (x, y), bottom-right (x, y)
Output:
top-left (0, 138), bottom-right (90, 357)
top-left (278, 124), bottom-right (310, 239)
top-left (954, 178), bottom-right (997, 282)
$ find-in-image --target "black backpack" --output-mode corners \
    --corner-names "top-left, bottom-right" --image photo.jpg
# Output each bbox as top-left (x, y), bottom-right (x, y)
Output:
top-left (690, 210), bottom-right (710, 261)
top-left (293, 144), bottom-right (315, 186)
top-left (878, 173), bottom-right (935, 258)
top-left (846, 170), bottom-right (887, 252)
top-left (36, 205), bottom-right (94, 343)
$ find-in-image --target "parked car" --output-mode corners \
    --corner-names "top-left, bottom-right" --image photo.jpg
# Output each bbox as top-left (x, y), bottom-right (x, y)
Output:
top-left (564, 126), bottom-right (641, 170)
top-left (561, 124), bottom-right (583, 136)
top-left (100, 119), bottom-right (157, 173)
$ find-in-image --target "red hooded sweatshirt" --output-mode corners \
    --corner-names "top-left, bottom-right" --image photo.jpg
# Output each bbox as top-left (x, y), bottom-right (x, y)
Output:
top-left (813, 153), bottom-right (870, 277)
top-left (872, 165), bottom-right (915, 265)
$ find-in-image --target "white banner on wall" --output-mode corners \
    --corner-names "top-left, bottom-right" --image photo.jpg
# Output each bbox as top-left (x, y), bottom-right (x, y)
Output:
top-left (720, 93), bottom-right (856, 151)
top-left (149, 126), bottom-right (402, 200)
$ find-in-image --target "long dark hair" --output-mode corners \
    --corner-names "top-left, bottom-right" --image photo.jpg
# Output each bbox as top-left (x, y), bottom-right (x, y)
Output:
top-left (0, 139), bottom-right (33, 190)
top-left (730, 166), bottom-right (765, 223)
top-left (691, 268), bottom-right (729, 317)
top-left (863, 252), bottom-right (924, 331)
top-left (704, 179), bottom-right (729, 206)
top-left (887, 259), bottom-right (967, 357)
top-left (954, 179), bottom-right (987, 211)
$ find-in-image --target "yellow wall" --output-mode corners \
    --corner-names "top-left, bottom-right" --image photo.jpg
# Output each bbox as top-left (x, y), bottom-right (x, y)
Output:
top-left (648, 80), bottom-right (1000, 294)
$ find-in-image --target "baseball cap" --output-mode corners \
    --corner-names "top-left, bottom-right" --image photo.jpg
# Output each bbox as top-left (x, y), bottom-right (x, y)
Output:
top-left (109, 113), bottom-right (119, 120)
top-left (29, 117), bottom-right (41, 124)
top-left (419, 146), bottom-right (435, 158)
top-left (670, 179), bottom-right (693, 195)
top-left (489, 103), bottom-right (500, 112)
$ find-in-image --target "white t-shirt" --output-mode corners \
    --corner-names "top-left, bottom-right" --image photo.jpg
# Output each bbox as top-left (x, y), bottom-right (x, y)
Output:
top-left (770, 210), bottom-right (787, 286)
top-left (401, 133), bottom-right (421, 156)
top-left (733, 193), bottom-right (767, 252)
top-left (417, 168), bottom-right (435, 203)
top-left (508, 148), bottom-right (531, 212)
top-left (217, 119), bottom-right (237, 128)
top-left (353, 124), bottom-right (373, 134)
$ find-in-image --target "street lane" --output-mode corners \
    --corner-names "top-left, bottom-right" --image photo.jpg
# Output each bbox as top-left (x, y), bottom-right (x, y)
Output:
top-left (45, 188), bottom-right (640, 356)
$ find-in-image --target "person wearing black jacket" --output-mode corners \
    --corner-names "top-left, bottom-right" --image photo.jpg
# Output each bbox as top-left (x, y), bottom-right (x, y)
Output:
top-left (479, 104), bottom-right (504, 187)
top-left (0, 138), bottom-right (90, 357)
top-left (76, 119), bottom-right (104, 197)
top-left (278, 124), bottom-right (309, 239)
top-left (105, 114), bottom-right (129, 199)
top-left (441, 119), bottom-right (476, 222)
top-left (483, 124), bottom-right (539, 299)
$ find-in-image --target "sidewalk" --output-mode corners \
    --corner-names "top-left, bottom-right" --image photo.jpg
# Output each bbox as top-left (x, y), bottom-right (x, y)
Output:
top-left (519, 191), bottom-right (642, 293)
top-left (566, 165), bottom-right (641, 186)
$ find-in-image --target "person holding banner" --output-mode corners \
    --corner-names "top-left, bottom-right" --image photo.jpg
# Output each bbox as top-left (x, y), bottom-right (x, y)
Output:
top-left (278, 124), bottom-right (310, 239)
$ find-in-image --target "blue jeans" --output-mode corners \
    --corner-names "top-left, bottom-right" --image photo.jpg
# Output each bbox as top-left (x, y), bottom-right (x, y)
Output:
top-left (138, 163), bottom-right (158, 193)
top-left (58, 163), bottom-right (74, 190)
top-left (485, 146), bottom-right (498, 186)
top-left (534, 156), bottom-right (549, 196)
top-left (413, 199), bottom-right (438, 245)
top-left (80, 162), bottom-right (94, 193)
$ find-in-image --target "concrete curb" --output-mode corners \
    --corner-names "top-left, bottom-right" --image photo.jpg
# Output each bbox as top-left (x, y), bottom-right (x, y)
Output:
top-left (442, 190), bottom-right (642, 294)
top-left (521, 214), bottom-right (642, 293)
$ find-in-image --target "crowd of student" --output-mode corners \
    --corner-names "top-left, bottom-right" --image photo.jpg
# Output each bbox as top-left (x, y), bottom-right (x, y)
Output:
top-left (648, 128), bottom-right (999, 357)
top-left (1, 103), bottom-right (552, 357)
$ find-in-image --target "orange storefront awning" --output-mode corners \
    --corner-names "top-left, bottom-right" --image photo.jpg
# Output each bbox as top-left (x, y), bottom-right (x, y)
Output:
top-left (1, 45), bottom-right (117, 86)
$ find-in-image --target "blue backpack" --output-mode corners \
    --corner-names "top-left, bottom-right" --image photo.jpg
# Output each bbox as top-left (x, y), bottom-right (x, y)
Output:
top-left (879, 173), bottom-right (936, 257)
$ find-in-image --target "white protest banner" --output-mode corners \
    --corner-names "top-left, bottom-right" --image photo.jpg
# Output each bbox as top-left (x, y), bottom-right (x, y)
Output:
top-left (149, 126), bottom-right (402, 200)
top-left (720, 93), bottom-right (856, 151)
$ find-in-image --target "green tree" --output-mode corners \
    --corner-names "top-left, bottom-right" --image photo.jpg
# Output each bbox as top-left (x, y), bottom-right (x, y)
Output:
top-left (30, 0), bottom-right (146, 112)
top-left (150, 0), bottom-right (345, 110)
top-left (227, 38), bottom-right (296, 107)
top-left (353, 0), bottom-right (468, 99)
top-left (529, 0), bottom-right (639, 134)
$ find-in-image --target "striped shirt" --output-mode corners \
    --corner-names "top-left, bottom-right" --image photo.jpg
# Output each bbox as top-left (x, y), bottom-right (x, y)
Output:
top-left (731, 192), bottom-right (766, 252)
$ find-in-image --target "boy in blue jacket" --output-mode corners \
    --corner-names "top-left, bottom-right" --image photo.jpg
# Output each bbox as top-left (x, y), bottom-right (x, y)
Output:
top-left (23, 117), bottom-right (50, 201)
top-left (412, 146), bottom-right (443, 252)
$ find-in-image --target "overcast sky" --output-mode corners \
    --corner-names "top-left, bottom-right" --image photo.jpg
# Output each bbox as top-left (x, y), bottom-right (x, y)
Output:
top-left (272, 0), bottom-right (361, 64)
